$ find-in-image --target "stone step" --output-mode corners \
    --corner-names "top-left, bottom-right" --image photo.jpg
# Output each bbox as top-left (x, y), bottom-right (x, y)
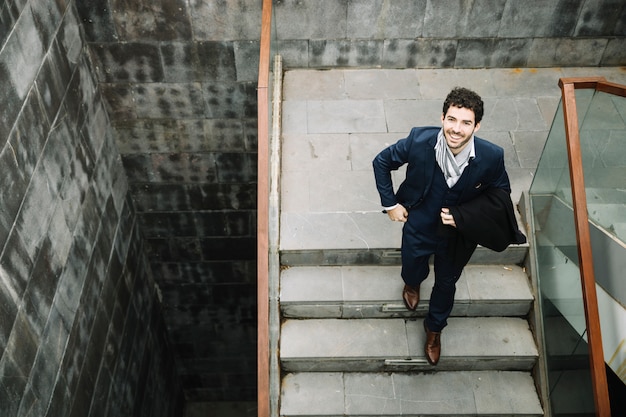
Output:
top-left (280, 317), bottom-right (538, 372)
top-left (280, 371), bottom-right (544, 417)
top-left (279, 209), bottom-right (529, 267)
top-left (280, 264), bottom-right (533, 319)
top-left (279, 244), bottom-right (529, 267)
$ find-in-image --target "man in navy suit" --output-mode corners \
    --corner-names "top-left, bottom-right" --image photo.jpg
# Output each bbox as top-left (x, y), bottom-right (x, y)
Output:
top-left (373, 87), bottom-right (513, 365)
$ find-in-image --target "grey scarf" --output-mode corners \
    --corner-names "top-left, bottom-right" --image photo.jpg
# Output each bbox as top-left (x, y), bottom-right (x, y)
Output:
top-left (434, 129), bottom-right (474, 187)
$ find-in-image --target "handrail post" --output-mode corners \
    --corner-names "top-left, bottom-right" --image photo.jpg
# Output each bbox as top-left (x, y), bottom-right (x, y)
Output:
top-left (257, 0), bottom-right (273, 416)
top-left (559, 78), bottom-right (611, 417)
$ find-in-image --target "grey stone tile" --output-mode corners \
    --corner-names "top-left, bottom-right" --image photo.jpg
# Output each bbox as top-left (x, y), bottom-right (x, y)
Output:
top-left (456, 38), bottom-right (532, 68)
top-left (537, 96), bottom-right (561, 127)
top-left (383, 99), bottom-right (441, 133)
top-left (280, 212), bottom-right (402, 251)
top-left (273, 40), bottom-right (310, 69)
top-left (343, 69), bottom-right (421, 100)
top-left (482, 98), bottom-right (525, 132)
top-left (134, 83), bottom-right (206, 118)
top-left (189, 0), bottom-right (261, 41)
top-left (281, 133), bottom-right (351, 172)
top-left (280, 170), bottom-right (310, 212)
top-left (511, 130), bottom-right (550, 169)
top-left (349, 132), bottom-right (400, 171)
top-left (281, 100), bottom-right (308, 138)
top-left (160, 42), bottom-right (197, 83)
top-left (308, 170), bottom-right (380, 212)
top-left (459, 0), bottom-right (508, 37)
top-left (344, 373), bottom-right (401, 415)
top-left (575, 1), bottom-right (624, 36)
top-left (516, 98), bottom-right (552, 131)
top-left (463, 265), bottom-right (532, 302)
top-left (394, 372), bottom-right (477, 414)
top-left (274, 0), bottom-right (348, 39)
top-left (416, 69), bottom-right (479, 99)
top-left (307, 99), bottom-right (387, 134)
top-left (490, 68), bottom-right (564, 98)
top-left (449, 69), bottom-right (499, 98)
top-left (111, 0), bottom-right (192, 41)
top-left (233, 40), bottom-right (259, 83)
top-left (309, 39), bottom-right (384, 68)
top-left (423, 0), bottom-right (474, 38)
top-left (283, 70), bottom-right (347, 101)
top-left (280, 318), bottom-right (409, 359)
top-left (280, 266), bottom-right (343, 302)
top-left (346, 0), bottom-right (391, 39)
top-left (601, 38), bottom-right (626, 66)
top-left (340, 265), bottom-right (401, 302)
top-left (382, 39), bottom-right (458, 69)
top-left (529, 38), bottom-right (608, 67)
top-left (91, 42), bottom-right (164, 83)
top-left (499, 0), bottom-right (579, 38)
top-left (473, 371), bottom-right (543, 414)
top-left (280, 373), bottom-right (344, 416)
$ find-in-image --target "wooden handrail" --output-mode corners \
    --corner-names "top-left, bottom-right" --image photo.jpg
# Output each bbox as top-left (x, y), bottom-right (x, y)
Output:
top-left (257, 0), bottom-right (272, 416)
top-left (557, 76), bottom-right (626, 417)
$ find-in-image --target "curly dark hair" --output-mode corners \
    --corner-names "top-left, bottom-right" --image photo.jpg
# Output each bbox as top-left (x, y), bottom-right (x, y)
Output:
top-left (443, 87), bottom-right (484, 124)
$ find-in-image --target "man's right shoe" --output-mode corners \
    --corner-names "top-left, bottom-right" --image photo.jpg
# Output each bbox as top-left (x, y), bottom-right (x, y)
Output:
top-left (423, 321), bottom-right (441, 365)
top-left (402, 284), bottom-right (420, 311)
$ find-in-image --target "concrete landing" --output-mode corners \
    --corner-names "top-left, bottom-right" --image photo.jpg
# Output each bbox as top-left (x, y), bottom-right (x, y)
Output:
top-left (279, 67), bottom-right (626, 255)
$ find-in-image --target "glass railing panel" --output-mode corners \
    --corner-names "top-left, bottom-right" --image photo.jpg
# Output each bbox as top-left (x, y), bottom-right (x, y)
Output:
top-left (530, 191), bottom-right (596, 416)
top-left (578, 90), bottom-right (626, 244)
top-left (529, 87), bottom-right (598, 416)
top-left (530, 83), bottom-right (626, 416)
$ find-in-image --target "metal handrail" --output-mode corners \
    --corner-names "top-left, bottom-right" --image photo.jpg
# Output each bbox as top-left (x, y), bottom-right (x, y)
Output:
top-left (257, 0), bottom-right (272, 416)
top-left (558, 77), bottom-right (626, 417)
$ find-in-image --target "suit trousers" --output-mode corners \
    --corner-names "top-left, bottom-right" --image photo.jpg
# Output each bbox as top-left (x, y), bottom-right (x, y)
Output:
top-left (401, 239), bottom-right (464, 333)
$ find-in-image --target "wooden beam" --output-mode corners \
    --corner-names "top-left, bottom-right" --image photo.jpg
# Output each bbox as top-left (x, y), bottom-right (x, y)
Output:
top-left (560, 79), bottom-right (611, 417)
top-left (257, 1), bottom-right (273, 416)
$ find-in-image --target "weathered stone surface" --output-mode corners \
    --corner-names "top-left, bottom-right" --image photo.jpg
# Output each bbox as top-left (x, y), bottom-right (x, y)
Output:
top-left (91, 42), bottom-right (164, 83)
top-left (0, 4), bottom-right (183, 416)
top-left (111, 0), bottom-right (192, 41)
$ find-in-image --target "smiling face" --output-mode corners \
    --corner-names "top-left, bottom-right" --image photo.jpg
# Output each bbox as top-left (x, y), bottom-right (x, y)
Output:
top-left (441, 105), bottom-right (481, 155)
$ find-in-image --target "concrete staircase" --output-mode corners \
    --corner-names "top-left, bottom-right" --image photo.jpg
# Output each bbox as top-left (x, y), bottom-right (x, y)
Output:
top-left (275, 68), bottom-right (549, 416)
top-left (278, 262), bottom-right (544, 416)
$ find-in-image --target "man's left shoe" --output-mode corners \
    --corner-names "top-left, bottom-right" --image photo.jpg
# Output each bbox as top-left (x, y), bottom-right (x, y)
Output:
top-left (423, 320), bottom-right (441, 365)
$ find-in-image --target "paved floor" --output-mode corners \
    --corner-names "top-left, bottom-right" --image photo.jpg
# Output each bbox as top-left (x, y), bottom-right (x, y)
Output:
top-left (279, 67), bottom-right (626, 252)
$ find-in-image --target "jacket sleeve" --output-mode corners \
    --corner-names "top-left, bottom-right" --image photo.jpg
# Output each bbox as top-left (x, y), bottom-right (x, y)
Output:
top-left (372, 135), bottom-right (413, 207)
top-left (491, 152), bottom-right (511, 193)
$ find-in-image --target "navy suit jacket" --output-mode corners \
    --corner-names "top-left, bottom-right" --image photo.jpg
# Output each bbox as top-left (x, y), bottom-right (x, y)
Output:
top-left (372, 126), bottom-right (511, 210)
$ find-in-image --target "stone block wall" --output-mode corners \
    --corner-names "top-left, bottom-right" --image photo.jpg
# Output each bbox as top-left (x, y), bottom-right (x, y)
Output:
top-left (0, 2), bottom-right (182, 416)
top-left (271, 0), bottom-right (625, 68)
top-left (76, 0), bottom-right (260, 402)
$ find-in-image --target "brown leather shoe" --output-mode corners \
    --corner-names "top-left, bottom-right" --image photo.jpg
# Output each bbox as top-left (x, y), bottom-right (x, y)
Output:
top-left (402, 284), bottom-right (420, 311)
top-left (423, 321), bottom-right (441, 365)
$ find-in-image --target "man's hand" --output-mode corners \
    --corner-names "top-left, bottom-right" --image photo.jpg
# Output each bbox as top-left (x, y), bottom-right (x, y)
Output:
top-left (387, 205), bottom-right (408, 223)
top-left (440, 207), bottom-right (456, 227)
